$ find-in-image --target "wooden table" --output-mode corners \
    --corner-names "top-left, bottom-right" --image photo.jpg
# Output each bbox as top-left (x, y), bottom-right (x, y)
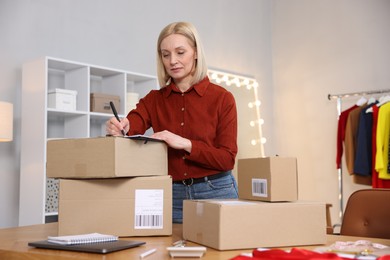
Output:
top-left (0, 223), bottom-right (389, 259)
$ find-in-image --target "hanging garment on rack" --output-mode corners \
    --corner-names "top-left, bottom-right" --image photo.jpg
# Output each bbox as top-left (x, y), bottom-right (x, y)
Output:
top-left (354, 103), bottom-right (377, 176)
top-left (344, 104), bottom-right (368, 175)
top-left (371, 104), bottom-right (390, 188)
top-left (375, 102), bottom-right (390, 180)
top-left (388, 133), bottom-right (390, 174)
top-left (330, 90), bottom-right (390, 219)
top-left (336, 105), bottom-right (358, 169)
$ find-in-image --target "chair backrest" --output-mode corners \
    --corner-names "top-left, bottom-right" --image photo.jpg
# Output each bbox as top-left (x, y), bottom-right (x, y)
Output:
top-left (340, 189), bottom-right (390, 239)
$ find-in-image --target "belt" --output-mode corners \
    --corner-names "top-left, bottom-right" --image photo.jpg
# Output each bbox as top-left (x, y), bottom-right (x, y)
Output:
top-left (173, 171), bottom-right (231, 186)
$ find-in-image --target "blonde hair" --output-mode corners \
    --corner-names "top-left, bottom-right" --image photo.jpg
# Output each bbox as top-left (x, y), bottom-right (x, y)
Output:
top-left (156, 22), bottom-right (208, 87)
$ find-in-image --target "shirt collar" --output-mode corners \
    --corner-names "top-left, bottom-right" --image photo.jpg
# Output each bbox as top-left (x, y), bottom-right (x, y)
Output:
top-left (164, 76), bottom-right (210, 97)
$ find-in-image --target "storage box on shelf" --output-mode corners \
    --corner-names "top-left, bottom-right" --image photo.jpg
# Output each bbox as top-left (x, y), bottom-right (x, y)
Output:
top-left (20, 56), bottom-right (158, 226)
top-left (90, 93), bottom-right (120, 114)
top-left (48, 88), bottom-right (77, 111)
top-left (126, 92), bottom-right (139, 112)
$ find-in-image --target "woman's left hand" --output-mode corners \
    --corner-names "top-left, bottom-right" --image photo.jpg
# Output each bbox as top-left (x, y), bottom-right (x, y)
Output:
top-left (151, 130), bottom-right (192, 153)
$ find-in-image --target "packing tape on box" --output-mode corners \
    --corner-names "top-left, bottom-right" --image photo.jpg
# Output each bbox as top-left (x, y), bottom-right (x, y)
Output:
top-left (196, 202), bottom-right (204, 216)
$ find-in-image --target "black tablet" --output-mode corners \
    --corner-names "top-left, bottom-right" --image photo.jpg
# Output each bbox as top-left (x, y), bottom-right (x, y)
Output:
top-left (28, 240), bottom-right (145, 254)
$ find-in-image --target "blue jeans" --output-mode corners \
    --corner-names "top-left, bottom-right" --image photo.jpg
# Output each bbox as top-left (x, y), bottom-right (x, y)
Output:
top-left (172, 171), bottom-right (238, 223)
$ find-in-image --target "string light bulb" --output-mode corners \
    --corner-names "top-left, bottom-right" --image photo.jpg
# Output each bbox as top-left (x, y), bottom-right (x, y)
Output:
top-left (251, 137), bottom-right (267, 146)
top-left (222, 75), bottom-right (229, 82)
top-left (233, 78), bottom-right (241, 87)
top-left (249, 119), bottom-right (264, 127)
top-left (248, 100), bottom-right (261, 108)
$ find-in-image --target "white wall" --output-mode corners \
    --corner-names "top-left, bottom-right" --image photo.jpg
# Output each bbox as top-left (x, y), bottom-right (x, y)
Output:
top-left (272, 0), bottom-right (390, 229)
top-left (0, 0), bottom-right (388, 229)
top-left (0, 0), bottom-right (272, 227)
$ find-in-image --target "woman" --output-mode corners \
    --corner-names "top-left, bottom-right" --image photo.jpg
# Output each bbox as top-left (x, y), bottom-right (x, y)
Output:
top-left (106, 21), bottom-right (238, 223)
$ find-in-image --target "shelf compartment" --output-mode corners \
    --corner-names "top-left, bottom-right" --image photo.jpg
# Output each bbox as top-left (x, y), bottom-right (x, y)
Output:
top-left (47, 110), bottom-right (89, 139)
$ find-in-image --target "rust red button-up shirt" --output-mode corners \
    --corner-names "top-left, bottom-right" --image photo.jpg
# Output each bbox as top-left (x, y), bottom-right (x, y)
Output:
top-left (126, 76), bottom-right (238, 181)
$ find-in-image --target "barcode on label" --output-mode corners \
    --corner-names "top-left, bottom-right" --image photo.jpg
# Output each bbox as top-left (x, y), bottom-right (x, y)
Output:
top-left (252, 179), bottom-right (267, 197)
top-left (135, 214), bottom-right (163, 229)
top-left (134, 189), bottom-right (164, 229)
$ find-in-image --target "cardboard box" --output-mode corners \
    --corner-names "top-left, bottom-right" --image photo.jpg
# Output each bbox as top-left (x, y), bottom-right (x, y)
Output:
top-left (47, 136), bottom-right (167, 178)
top-left (90, 93), bottom-right (120, 114)
top-left (238, 157), bottom-right (298, 202)
top-left (183, 199), bottom-right (326, 250)
top-left (58, 176), bottom-right (172, 237)
top-left (48, 88), bottom-right (77, 111)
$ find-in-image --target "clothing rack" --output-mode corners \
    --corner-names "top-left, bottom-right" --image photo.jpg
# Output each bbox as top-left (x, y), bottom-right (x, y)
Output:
top-left (328, 89), bottom-right (390, 229)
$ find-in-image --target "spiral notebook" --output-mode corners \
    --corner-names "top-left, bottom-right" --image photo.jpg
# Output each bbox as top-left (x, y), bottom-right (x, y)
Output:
top-left (47, 233), bottom-right (118, 245)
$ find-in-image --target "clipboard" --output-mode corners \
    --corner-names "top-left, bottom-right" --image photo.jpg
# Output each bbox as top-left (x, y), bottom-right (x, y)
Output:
top-left (28, 240), bottom-right (146, 254)
top-left (126, 135), bottom-right (165, 143)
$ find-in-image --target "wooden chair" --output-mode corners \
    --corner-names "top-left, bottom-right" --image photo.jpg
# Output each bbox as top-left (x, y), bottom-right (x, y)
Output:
top-left (340, 189), bottom-right (390, 239)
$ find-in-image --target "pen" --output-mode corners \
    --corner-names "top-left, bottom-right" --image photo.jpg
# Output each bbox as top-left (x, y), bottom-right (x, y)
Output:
top-left (139, 248), bottom-right (157, 259)
top-left (109, 101), bottom-right (126, 136)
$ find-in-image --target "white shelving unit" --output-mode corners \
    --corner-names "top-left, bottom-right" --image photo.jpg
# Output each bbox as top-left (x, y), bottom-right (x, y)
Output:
top-left (19, 57), bottom-right (158, 226)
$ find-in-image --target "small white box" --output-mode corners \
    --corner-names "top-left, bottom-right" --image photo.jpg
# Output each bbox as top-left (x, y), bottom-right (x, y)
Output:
top-left (48, 88), bottom-right (77, 111)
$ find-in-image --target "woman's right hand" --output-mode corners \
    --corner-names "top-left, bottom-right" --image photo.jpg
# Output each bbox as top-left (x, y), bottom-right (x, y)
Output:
top-left (105, 117), bottom-right (130, 136)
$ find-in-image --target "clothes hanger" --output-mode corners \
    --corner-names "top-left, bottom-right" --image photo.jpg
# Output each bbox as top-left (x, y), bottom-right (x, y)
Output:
top-left (376, 95), bottom-right (390, 107)
top-left (356, 96), bottom-right (367, 106)
top-left (366, 95), bottom-right (390, 113)
top-left (367, 96), bottom-right (376, 105)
